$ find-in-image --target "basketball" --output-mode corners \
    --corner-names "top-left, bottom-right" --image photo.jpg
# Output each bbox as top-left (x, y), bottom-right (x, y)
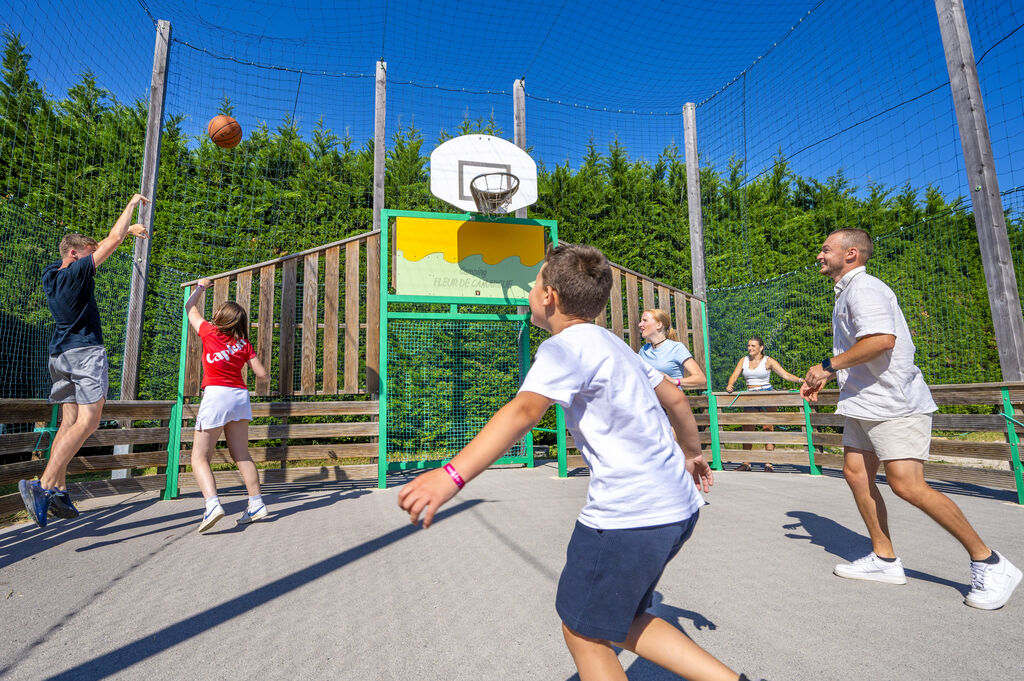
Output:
top-left (207, 115), bottom-right (242, 149)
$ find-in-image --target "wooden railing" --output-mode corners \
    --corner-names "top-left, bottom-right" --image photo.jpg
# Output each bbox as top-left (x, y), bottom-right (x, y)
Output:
top-left (704, 382), bottom-right (1024, 500)
top-left (0, 398), bottom-right (381, 512)
top-left (591, 260), bottom-right (708, 372)
top-left (181, 230), bottom-right (381, 397)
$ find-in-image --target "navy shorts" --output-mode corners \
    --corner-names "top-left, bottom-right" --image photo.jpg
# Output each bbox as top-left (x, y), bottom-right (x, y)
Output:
top-left (556, 511), bottom-right (699, 642)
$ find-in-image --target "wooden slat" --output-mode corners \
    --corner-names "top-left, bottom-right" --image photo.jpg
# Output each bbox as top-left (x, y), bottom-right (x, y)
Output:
top-left (0, 400), bottom-right (55, 422)
top-left (716, 412), bottom-right (807, 426)
top-left (184, 285), bottom-right (203, 396)
top-left (279, 259), bottom-right (297, 396)
top-left (212, 276), bottom-right (229, 312)
top-left (323, 246), bottom-right (340, 394)
top-left (716, 431), bottom-right (821, 446)
top-left (181, 400), bottom-right (379, 419)
top-left (301, 252), bottom-right (320, 394)
top-left (179, 442), bottom-right (379, 465)
top-left (715, 392), bottom-right (806, 407)
top-left (656, 285), bottom-right (671, 312)
top-left (920, 464), bottom-right (1015, 490)
top-left (256, 264), bottom-right (276, 395)
top-left (235, 269), bottom-right (253, 385)
top-left (97, 401), bottom-right (176, 420)
top-left (609, 268), bottom-right (624, 341)
top-left (176, 463), bottom-right (380, 488)
top-left (344, 240), bottom-right (360, 393)
top-left (642, 278), bottom-right (655, 313)
top-left (594, 304), bottom-right (607, 327)
top-left (365, 234), bottom-right (381, 394)
top-left (929, 438), bottom-right (1010, 461)
top-left (82, 427), bottom-right (170, 447)
top-left (674, 294), bottom-right (688, 348)
top-left (0, 431), bottom-right (52, 456)
top-left (625, 273), bottom-right (640, 351)
top-left (180, 421), bottom-right (379, 443)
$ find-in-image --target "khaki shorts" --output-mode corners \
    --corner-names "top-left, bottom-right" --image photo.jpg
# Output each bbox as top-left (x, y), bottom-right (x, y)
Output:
top-left (48, 345), bottom-right (108, 405)
top-left (842, 413), bottom-right (932, 461)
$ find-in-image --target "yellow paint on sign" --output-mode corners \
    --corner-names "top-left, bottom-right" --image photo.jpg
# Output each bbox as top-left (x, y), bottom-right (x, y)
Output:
top-left (396, 216), bottom-right (544, 266)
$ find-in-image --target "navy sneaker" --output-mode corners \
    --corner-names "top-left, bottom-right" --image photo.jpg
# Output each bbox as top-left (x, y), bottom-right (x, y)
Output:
top-left (18, 480), bottom-right (52, 528)
top-left (49, 490), bottom-right (80, 519)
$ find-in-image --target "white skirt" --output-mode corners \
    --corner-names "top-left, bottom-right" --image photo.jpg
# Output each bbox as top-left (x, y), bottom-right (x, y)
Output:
top-left (195, 386), bottom-right (252, 431)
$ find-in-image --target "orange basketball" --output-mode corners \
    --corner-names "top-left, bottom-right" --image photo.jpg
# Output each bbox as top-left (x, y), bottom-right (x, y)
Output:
top-left (207, 115), bottom-right (242, 149)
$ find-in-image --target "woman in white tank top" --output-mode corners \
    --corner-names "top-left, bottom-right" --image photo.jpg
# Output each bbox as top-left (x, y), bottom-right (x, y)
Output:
top-left (725, 337), bottom-right (804, 471)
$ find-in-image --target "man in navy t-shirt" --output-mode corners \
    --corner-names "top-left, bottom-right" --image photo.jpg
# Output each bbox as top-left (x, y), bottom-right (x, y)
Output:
top-left (19, 194), bottom-right (149, 528)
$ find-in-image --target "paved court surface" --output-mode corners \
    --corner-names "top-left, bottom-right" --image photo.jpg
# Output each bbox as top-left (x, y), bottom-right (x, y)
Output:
top-left (1, 464), bottom-right (1022, 681)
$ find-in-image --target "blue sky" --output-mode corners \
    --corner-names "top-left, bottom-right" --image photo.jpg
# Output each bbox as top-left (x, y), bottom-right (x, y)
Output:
top-left (2, 0), bottom-right (1023, 202)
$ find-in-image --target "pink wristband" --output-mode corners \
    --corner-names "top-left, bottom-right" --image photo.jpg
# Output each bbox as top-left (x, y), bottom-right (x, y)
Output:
top-left (444, 463), bottom-right (465, 489)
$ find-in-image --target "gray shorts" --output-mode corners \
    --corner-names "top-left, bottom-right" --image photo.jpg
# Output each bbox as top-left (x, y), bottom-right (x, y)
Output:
top-left (48, 346), bottom-right (109, 405)
top-left (842, 413), bottom-right (932, 461)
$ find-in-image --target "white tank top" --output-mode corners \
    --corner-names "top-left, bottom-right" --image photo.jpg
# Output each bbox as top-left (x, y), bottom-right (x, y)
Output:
top-left (742, 356), bottom-right (771, 387)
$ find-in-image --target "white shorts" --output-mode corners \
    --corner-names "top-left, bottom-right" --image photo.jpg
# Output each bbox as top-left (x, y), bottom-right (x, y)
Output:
top-left (195, 386), bottom-right (252, 431)
top-left (842, 414), bottom-right (932, 461)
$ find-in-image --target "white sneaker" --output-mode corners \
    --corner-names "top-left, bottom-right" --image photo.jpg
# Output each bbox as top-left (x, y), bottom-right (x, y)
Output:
top-left (964, 551), bottom-right (1022, 610)
top-left (237, 504), bottom-right (268, 524)
top-left (834, 552), bottom-right (907, 584)
top-left (198, 504), bottom-right (225, 533)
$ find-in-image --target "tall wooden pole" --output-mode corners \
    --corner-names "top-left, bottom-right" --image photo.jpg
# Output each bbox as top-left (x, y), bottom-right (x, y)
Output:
top-left (683, 102), bottom-right (706, 300)
top-left (120, 20), bottom-right (171, 401)
top-left (115, 20), bottom-right (171, 479)
top-left (935, 0), bottom-right (1024, 381)
top-left (514, 78), bottom-right (527, 220)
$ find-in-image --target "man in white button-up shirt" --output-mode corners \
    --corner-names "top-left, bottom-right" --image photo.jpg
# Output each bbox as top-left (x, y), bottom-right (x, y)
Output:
top-left (801, 228), bottom-right (1020, 610)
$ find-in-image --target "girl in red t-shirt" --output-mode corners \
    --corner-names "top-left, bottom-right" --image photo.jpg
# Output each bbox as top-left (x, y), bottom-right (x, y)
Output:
top-left (185, 278), bottom-right (270, 532)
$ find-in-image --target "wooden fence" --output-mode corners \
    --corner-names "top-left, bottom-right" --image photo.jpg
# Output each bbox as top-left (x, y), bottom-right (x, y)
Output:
top-left (182, 230), bottom-right (382, 398)
top-left (701, 382), bottom-right (1024, 499)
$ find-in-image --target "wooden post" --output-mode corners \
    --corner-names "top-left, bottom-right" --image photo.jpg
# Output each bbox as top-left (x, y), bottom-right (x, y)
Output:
top-left (115, 19), bottom-right (171, 478)
top-left (373, 61), bottom-right (386, 233)
top-left (683, 103), bottom-right (706, 300)
top-left (935, 0), bottom-right (1024, 381)
top-left (514, 78), bottom-right (527, 220)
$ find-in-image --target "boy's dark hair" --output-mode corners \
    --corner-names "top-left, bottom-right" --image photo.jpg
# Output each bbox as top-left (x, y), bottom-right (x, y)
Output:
top-left (59, 233), bottom-right (98, 258)
top-left (211, 301), bottom-right (249, 341)
top-left (540, 244), bottom-right (612, 320)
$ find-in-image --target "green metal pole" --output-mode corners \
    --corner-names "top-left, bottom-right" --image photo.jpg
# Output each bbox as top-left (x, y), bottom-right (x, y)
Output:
top-left (802, 398), bottom-right (822, 476)
top-left (556, 405), bottom-right (568, 478)
top-left (1001, 387), bottom-right (1024, 505)
top-left (163, 287), bottom-right (190, 500)
top-left (378, 210), bottom-right (391, 489)
top-left (519, 320), bottom-right (535, 468)
top-left (34, 404), bottom-right (59, 461)
top-left (700, 301), bottom-right (722, 470)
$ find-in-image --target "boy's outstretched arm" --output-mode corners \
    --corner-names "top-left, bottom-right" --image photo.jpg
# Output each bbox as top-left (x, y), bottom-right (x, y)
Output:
top-left (654, 379), bottom-right (713, 493)
top-left (398, 390), bottom-right (552, 528)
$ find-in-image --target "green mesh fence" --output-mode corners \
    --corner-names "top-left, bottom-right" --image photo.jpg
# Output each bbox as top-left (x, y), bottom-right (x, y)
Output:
top-left (386, 318), bottom-right (526, 461)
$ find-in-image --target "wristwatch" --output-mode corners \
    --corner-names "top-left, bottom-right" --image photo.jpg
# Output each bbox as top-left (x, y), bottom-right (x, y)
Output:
top-left (821, 357), bottom-right (834, 372)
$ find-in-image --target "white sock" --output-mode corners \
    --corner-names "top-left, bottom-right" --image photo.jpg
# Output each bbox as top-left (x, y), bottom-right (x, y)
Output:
top-left (248, 494), bottom-right (263, 512)
top-left (205, 496), bottom-right (221, 512)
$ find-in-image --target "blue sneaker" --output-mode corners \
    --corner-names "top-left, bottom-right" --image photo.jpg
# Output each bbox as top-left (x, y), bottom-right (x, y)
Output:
top-left (18, 480), bottom-right (52, 528)
top-left (49, 490), bottom-right (80, 519)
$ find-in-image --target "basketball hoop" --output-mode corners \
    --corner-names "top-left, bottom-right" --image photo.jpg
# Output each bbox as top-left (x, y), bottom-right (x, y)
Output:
top-left (469, 172), bottom-right (520, 214)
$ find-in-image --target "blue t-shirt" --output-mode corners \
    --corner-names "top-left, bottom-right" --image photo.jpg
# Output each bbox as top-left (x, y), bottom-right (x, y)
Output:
top-left (42, 254), bottom-right (103, 356)
top-left (637, 339), bottom-right (693, 380)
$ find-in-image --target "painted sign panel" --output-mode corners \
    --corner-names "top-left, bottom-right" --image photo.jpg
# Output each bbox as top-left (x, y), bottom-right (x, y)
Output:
top-left (395, 216), bottom-right (545, 300)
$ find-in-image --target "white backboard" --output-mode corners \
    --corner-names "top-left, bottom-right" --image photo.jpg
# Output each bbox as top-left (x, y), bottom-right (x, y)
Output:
top-left (430, 134), bottom-right (538, 213)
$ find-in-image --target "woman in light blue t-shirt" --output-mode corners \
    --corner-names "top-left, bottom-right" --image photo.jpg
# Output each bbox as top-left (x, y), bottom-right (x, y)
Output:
top-left (637, 308), bottom-right (706, 389)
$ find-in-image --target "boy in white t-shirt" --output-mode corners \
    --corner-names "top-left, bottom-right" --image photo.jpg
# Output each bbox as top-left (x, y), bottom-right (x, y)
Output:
top-left (399, 244), bottom-right (749, 681)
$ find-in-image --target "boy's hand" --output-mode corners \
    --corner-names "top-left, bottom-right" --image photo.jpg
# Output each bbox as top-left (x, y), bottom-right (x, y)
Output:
top-left (687, 454), bottom-right (713, 493)
top-left (397, 468), bottom-right (460, 528)
top-left (127, 224), bottom-right (149, 239)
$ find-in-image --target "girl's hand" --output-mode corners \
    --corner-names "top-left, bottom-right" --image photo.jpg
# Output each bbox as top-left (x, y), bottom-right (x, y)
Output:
top-left (198, 278), bottom-right (212, 288)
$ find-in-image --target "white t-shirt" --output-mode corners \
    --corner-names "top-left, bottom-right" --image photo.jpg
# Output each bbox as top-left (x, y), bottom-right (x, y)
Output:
top-left (831, 266), bottom-right (937, 419)
top-left (519, 324), bottom-right (704, 529)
